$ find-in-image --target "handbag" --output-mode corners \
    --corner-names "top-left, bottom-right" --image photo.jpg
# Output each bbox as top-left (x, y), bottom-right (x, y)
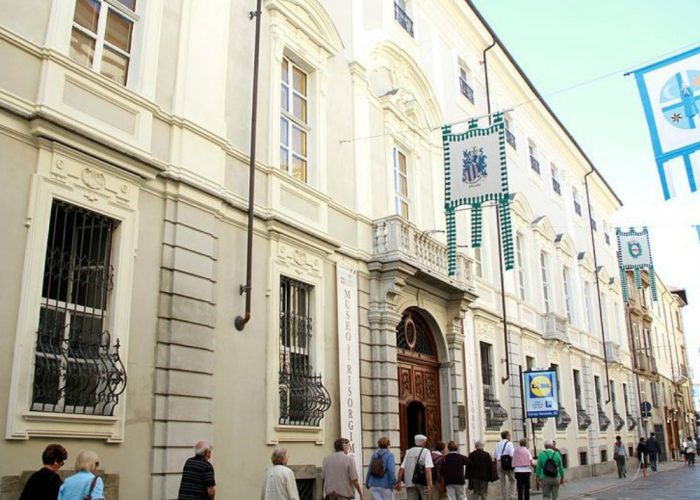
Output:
top-left (85, 476), bottom-right (99, 500)
top-left (499, 441), bottom-right (513, 471)
top-left (411, 448), bottom-right (427, 485)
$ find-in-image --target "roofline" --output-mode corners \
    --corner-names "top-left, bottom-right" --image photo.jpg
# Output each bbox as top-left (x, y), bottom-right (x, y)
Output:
top-left (464, 0), bottom-right (624, 207)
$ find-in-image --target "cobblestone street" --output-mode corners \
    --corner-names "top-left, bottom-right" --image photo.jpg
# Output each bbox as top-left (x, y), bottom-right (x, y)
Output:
top-left (587, 463), bottom-right (700, 500)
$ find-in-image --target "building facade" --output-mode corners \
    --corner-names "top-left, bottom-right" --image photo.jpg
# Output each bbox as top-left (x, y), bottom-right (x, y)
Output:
top-left (0, 1), bottom-right (694, 499)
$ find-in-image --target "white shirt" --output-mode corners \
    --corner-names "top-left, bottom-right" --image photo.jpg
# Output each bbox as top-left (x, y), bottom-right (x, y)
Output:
top-left (400, 446), bottom-right (434, 487)
top-left (261, 465), bottom-right (300, 500)
top-left (494, 439), bottom-right (514, 460)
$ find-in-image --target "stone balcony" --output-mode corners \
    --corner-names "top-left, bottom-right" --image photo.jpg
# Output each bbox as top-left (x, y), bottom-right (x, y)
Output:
top-left (371, 216), bottom-right (476, 293)
top-left (544, 313), bottom-right (569, 343)
top-left (604, 341), bottom-right (622, 364)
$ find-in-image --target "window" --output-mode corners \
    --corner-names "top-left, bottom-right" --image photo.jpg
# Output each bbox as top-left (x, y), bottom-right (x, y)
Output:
top-left (474, 247), bottom-right (483, 278)
top-left (562, 267), bottom-right (573, 322)
top-left (551, 165), bottom-right (561, 195)
top-left (604, 223), bottom-right (611, 245)
top-left (573, 369), bottom-right (583, 411)
top-left (600, 449), bottom-right (608, 462)
top-left (594, 375), bottom-right (603, 411)
top-left (515, 235), bottom-right (526, 300)
top-left (393, 148), bottom-right (410, 219)
top-left (590, 208), bottom-right (598, 231)
top-left (600, 294), bottom-right (608, 338)
top-left (550, 363), bottom-right (562, 405)
top-left (458, 64), bottom-right (475, 104)
top-left (650, 382), bottom-right (659, 408)
top-left (480, 342), bottom-right (494, 399)
top-left (278, 276), bottom-right (329, 426)
top-left (70, 0), bottom-right (137, 85)
top-left (622, 383), bottom-right (630, 416)
top-left (529, 142), bottom-right (540, 174)
top-left (525, 356), bottom-right (535, 371)
top-left (32, 199), bottom-right (125, 415)
top-left (505, 116), bottom-right (516, 149)
top-left (610, 380), bottom-right (617, 413)
top-left (572, 187), bottom-right (582, 216)
top-left (394, 0), bottom-right (414, 36)
top-left (579, 451), bottom-right (588, 466)
top-left (584, 281), bottom-right (596, 335)
top-left (280, 57), bottom-right (309, 182)
top-left (540, 252), bottom-right (550, 313)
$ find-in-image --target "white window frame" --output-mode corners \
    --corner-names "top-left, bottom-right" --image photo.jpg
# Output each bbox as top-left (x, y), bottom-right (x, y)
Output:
top-left (515, 234), bottom-right (526, 300)
top-left (458, 62), bottom-right (475, 104)
top-left (563, 266), bottom-right (573, 322)
top-left (70, 0), bottom-right (139, 85)
top-left (572, 187), bottom-right (582, 216)
top-left (393, 146), bottom-right (410, 219)
top-left (474, 247), bottom-right (483, 278)
top-left (6, 145), bottom-right (138, 442)
top-left (529, 142), bottom-right (540, 174)
top-left (551, 164), bottom-right (561, 195)
top-left (280, 56), bottom-right (310, 183)
top-left (584, 281), bottom-right (596, 335)
top-left (540, 251), bottom-right (550, 313)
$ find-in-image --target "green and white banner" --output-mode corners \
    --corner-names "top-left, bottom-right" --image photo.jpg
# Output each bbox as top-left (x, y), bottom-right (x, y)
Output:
top-left (616, 227), bottom-right (657, 301)
top-left (443, 113), bottom-right (513, 276)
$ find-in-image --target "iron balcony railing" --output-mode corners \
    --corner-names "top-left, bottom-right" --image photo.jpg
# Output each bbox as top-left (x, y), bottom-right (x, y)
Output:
top-left (394, 2), bottom-right (414, 37)
top-left (279, 371), bottom-right (331, 427)
top-left (506, 129), bottom-right (516, 149)
top-left (459, 77), bottom-right (475, 103)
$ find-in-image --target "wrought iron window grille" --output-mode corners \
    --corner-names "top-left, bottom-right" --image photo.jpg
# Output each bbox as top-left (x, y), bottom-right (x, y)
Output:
top-left (278, 276), bottom-right (330, 426)
top-left (459, 77), bottom-right (475, 103)
top-left (394, 2), bottom-right (414, 37)
top-left (31, 200), bottom-right (126, 416)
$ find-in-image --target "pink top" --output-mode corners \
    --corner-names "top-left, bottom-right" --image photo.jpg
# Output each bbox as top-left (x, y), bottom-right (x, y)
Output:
top-left (512, 446), bottom-right (533, 472)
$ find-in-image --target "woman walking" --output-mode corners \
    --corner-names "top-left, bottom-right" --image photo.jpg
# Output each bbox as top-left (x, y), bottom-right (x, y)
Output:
top-left (58, 450), bottom-right (104, 500)
top-left (365, 437), bottom-right (397, 500)
top-left (512, 438), bottom-right (534, 500)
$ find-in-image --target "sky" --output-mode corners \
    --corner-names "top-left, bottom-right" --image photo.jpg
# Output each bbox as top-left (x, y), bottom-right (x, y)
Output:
top-left (471, 0), bottom-right (700, 384)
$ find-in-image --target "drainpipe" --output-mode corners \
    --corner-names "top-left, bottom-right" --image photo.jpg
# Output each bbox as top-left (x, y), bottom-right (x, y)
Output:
top-left (235, 0), bottom-right (263, 331)
top-left (584, 170), bottom-right (611, 404)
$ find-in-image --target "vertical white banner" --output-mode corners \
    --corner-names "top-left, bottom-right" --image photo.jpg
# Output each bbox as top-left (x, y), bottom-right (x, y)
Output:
top-left (336, 264), bottom-right (363, 484)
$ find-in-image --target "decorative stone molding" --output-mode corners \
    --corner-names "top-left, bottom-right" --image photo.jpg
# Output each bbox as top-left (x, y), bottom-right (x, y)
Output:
top-left (613, 412), bottom-right (625, 431)
top-left (483, 391), bottom-right (508, 431)
top-left (598, 410), bottom-right (611, 431)
top-left (626, 414), bottom-right (636, 430)
top-left (577, 409), bottom-right (592, 430)
top-left (278, 242), bottom-right (323, 278)
top-left (556, 407), bottom-right (572, 431)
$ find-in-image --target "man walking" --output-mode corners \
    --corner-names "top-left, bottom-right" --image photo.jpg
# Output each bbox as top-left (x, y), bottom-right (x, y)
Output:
top-left (261, 448), bottom-right (300, 500)
top-left (535, 441), bottom-right (564, 500)
top-left (613, 436), bottom-right (627, 478)
top-left (645, 433), bottom-right (660, 471)
top-left (440, 441), bottom-right (470, 500)
top-left (178, 441), bottom-right (216, 500)
top-left (494, 430), bottom-right (515, 500)
top-left (398, 434), bottom-right (434, 500)
top-left (321, 437), bottom-right (364, 500)
top-left (467, 440), bottom-right (494, 500)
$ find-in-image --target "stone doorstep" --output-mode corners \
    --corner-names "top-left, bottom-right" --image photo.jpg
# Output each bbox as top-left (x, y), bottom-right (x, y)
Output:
top-left (0, 471), bottom-right (118, 500)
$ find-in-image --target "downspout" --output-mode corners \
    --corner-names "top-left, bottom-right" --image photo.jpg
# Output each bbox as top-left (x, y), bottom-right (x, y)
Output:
top-left (482, 37), bottom-right (510, 385)
top-left (584, 171), bottom-right (612, 404)
top-left (235, 0), bottom-right (263, 331)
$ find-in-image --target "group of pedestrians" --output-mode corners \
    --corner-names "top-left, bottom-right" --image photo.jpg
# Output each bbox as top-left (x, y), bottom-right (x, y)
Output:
top-left (681, 435), bottom-right (698, 466)
top-left (18, 444), bottom-right (105, 500)
top-left (635, 432), bottom-right (662, 471)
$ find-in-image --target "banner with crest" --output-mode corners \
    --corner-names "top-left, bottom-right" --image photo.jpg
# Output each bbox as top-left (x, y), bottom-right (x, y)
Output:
top-left (616, 227), bottom-right (657, 301)
top-left (443, 113), bottom-right (513, 276)
top-left (631, 46), bottom-right (700, 199)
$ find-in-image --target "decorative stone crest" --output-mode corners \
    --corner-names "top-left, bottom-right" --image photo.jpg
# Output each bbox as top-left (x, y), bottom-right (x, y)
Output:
top-left (81, 168), bottom-right (106, 190)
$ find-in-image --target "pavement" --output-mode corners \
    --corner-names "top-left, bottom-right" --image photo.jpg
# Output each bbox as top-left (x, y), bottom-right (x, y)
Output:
top-left (529, 460), bottom-right (695, 499)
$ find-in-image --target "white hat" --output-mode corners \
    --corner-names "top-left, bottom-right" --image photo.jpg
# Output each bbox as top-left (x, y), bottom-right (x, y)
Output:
top-left (415, 434), bottom-right (428, 444)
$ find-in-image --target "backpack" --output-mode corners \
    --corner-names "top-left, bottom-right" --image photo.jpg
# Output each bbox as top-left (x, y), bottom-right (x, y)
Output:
top-left (369, 452), bottom-right (385, 478)
top-left (411, 449), bottom-right (427, 485)
top-left (542, 451), bottom-right (557, 478)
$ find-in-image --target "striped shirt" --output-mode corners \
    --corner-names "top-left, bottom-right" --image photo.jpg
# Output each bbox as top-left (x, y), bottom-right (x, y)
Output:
top-left (178, 455), bottom-right (216, 500)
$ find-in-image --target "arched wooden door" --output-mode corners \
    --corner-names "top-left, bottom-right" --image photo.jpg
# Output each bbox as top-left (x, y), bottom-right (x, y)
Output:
top-left (396, 309), bottom-right (441, 456)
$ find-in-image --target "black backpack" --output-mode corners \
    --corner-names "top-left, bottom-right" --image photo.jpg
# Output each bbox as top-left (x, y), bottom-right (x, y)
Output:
top-left (542, 451), bottom-right (557, 478)
top-left (499, 441), bottom-right (513, 471)
top-left (369, 452), bottom-right (385, 478)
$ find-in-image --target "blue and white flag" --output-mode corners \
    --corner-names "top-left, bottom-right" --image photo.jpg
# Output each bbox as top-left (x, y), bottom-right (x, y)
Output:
top-left (616, 227), bottom-right (657, 301)
top-left (443, 114), bottom-right (513, 275)
top-left (694, 224), bottom-right (700, 242)
top-left (632, 46), bottom-right (700, 199)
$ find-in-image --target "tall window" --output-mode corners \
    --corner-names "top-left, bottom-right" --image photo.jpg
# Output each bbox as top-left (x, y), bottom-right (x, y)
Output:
top-left (525, 356), bottom-right (535, 371)
top-left (594, 375), bottom-right (603, 411)
top-left (394, 0), bottom-right (414, 36)
top-left (622, 383), bottom-right (630, 416)
top-left (505, 116), bottom-right (516, 149)
top-left (70, 0), bottom-right (136, 85)
top-left (540, 252), bottom-right (550, 313)
top-left (280, 57), bottom-right (309, 182)
top-left (393, 148), bottom-right (410, 219)
top-left (583, 281), bottom-right (595, 334)
top-left (458, 64), bottom-right (475, 103)
top-left (32, 199), bottom-right (125, 415)
top-left (279, 276), bottom-right (328, 426)
top-left (590, 208), bottom-right (598, 231)
top-left (572, 187), bottom-right (582, 216)
top-left (551, 165), bottom-right (561, 195)
top-left (480, 342), bottom-right (494, 399)
top-left (650, 382), bottom-right (659, 408)
top-left (474, 247), bottom-right (483, 278)
top-left (562, 267), bottom-right (573, 322)
top-left (529, 142), bottom-right (540, 174)
top-left (573, 369), bottom-right (583, 411)
top-left (551, 363), bottom-right (562, 405)
top-left (515, 235), bottom-right (526, 300)
top-left (610, 380), bottom-right (618, 414)
top-left (600, 294), bottom-right (608, 337)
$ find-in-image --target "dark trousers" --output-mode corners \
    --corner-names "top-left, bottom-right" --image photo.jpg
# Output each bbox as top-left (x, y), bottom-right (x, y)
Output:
top-left (688, 453), bottom-right (696, 465)
top-left (515, 472), bottom-right (530, 500)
